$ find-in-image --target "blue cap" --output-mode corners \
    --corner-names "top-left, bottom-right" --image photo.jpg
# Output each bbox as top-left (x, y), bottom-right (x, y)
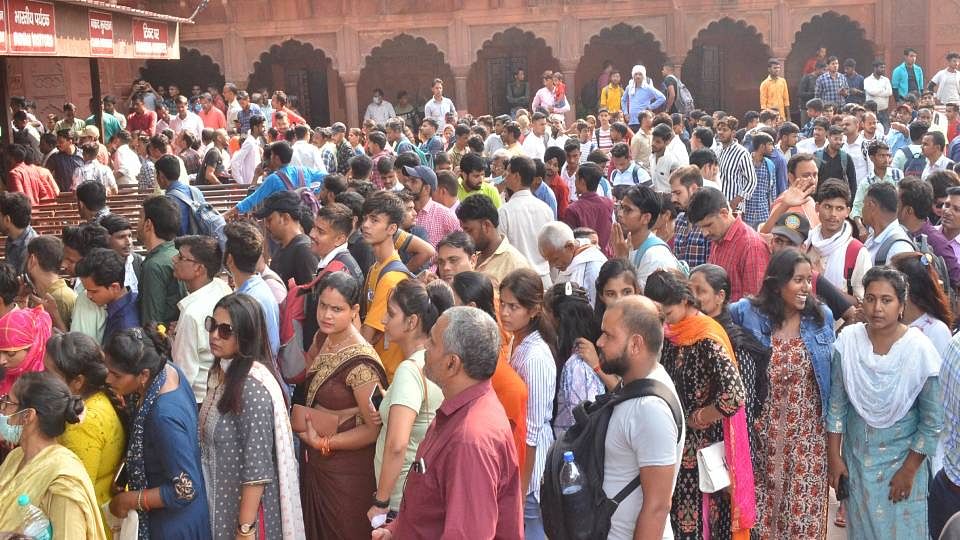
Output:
top-left (17, 494), bottom-right (29, 506)
top-left (403, 165), bottom-right (438, 191)
top-left (563, 451), bottom-right (574, 462)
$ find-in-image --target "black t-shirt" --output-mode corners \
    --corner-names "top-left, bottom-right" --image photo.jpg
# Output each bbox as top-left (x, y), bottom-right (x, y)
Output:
top-left (347, 230), bottom-right (375, 281)
top-left (662, 75), bottom-right (679, 114)
top-left (202, 147), bottom-right (230, 184)
top-left (270, 234), bottom-right (318, 286)
top-left (815, 273), bottom-right (853, 321)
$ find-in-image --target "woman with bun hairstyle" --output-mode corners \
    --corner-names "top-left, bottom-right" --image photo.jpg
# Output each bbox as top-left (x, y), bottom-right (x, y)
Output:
top-left (104, 326), bottom-right (210, 539)
top-left (0, 371), bottom-right (106, 539)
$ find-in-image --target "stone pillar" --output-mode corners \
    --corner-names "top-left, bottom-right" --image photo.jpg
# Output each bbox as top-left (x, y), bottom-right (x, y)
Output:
top-left (559, 59), bottom-right (578, 124)
top-left (453, 66), bottom-right (470, 115)
top-left (343, 72), bottom-right (360, 128)
top-left (222, 31), bottom-right (247, 85)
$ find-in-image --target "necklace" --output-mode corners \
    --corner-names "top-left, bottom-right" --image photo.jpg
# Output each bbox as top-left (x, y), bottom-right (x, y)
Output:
top-left (322, 331), bottom-right (352, 352)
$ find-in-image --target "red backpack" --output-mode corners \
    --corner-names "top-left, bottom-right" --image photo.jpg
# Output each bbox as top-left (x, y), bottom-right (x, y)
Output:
top-left (842, 238), bottom-right (864, 295)
top-left (277, 261), bottom-right (345, 384)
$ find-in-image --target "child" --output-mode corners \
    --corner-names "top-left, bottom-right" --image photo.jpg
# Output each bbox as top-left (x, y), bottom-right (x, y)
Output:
top-left (553, 71), bottom-right (568, 110)
top-left (576, 120), bottom-right (598, 162)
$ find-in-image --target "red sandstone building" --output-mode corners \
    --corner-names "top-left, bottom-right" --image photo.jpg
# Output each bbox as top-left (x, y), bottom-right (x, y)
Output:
top-left (4, 0), bottom-right (956, 126)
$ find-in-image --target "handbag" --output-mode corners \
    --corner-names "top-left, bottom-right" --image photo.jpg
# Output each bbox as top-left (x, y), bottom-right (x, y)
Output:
top-left (697, 441), bottom-right (731, 493)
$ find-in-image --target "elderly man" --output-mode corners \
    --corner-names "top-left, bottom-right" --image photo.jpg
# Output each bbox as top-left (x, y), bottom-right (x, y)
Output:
top-left (538, 221), bottom-right (607, 306)
top-left (374, 306), bottom-right (522, 540)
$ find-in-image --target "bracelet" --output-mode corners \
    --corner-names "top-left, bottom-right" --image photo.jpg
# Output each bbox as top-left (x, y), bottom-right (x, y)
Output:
top-left (142, 490), bottom-right (151, 512)
top-left (136, 489), bottom-right (144, 513)
top-left (592, 363), bottom-right (603, 375)
top-left (372, 494), bottom-right (390, 509)
top-left (237, 521), bottom-right (257, 537)
top-left (317, 436), bottom-right (334, 457)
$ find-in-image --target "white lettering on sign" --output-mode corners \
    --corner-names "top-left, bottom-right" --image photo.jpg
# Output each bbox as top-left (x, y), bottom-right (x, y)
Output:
top-left (141, 23), bottom-right (159, 40)
top-left (90, 18), bottom-right (111, 31)
top-left (13, 5), bottom-right (50, 27)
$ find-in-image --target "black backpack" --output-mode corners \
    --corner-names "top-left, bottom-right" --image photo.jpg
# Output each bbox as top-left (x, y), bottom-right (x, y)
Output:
top-left (540, 378), bottom-right (683, 540)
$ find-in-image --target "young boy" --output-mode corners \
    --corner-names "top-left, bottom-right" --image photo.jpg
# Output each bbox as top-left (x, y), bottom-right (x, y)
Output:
top-left (76, 247), bottom-right (140, 345)
top-left (553, 71), bottom-right (568, 109)
top-left (377, 156), bottom-right (403, 192)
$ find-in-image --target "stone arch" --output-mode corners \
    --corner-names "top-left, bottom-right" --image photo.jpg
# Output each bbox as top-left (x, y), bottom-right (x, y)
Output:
top-left (139, 47), bottom-right (225, 95)
top-left (681, 18), bottom-right (773, 116)
top-left (467, 27), bottom-right (560, 116)
top-left (786, 11), bottom-right (878, 113)
top-left (357, 34), bottom-right (455, 122)
top-left (247, 39), bottom-right (346, 126)
top-left (575, 23), bottom-right (669, 116)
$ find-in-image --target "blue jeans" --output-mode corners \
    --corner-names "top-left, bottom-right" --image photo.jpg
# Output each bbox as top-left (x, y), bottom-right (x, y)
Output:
top-left (929, 469), bottom-right (960, 539)
top-left (523, 492), bottom-right (545, 540)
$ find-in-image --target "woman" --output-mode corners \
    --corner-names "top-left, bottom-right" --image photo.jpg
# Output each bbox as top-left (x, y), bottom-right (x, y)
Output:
top-left (0, 305), bottom-right (53, 395)
top-left (451, 271), bottom-right (528, 466)
top-left (200, 294), bottom-right (304, 539)
top-left (890, 252), bottom-right (953, 351)
top-left (544, 282), bottom-right (603, 438)
top-left (593, 258), bottom-right (640, 322)
top-left (44, 333), bottom-right (125, 512)
top-left (368, 280), bottom-right (448, 523)
top-left (730, 249), bottom-right (835, 540)
top-left (689, 264), bottom-right (769, 450)
top-left (828, 267), bottom-right (942, 539)
top-left (347, 128), bottom-right (365, 156)
top-left (644, 269), bottom-right (755, 540)
top-left (500, 268), bottom-right (556, 540)
top-left (0, 372), bottom-right (105, 539)
top-left (298, 272), bottom-right (386, 540)
top-left (104, 327), bottom-right (210, 539)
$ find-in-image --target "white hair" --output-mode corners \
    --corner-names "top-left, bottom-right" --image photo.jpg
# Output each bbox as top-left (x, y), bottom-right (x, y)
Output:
top-left (442, 306), bottom-right (500, 380)
top-left (538, 221), bottom-right (575, 252)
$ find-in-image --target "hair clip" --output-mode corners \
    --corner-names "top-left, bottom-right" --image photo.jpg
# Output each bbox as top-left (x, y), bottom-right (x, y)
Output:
top-left (156, 324), bottom-right (167, 339)
top-left (920, 253), bottom-right (931, 267)
top-left (564, 282), bottom-right (573, 296)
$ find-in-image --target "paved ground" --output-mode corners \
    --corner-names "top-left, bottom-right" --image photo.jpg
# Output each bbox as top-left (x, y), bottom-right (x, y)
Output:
top-left (827, 489), bottom-right (847, 540)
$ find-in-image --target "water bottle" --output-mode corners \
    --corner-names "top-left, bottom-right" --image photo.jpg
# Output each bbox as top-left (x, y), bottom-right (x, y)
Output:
top-left (17, 494), bottom-right (52, 540)
top-left (559, 451), bottom-right (583, 495)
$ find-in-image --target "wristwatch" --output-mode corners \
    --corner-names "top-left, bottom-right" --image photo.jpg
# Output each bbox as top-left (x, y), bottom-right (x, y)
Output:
top-left (372, 494), bottom-right (390, 509)
top-left (237, 521), bottom-right (257, 537)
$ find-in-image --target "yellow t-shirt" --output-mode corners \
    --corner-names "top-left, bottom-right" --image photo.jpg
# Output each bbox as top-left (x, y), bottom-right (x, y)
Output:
top-left (59, 391), bottom-right (126, 506)
top-left (364, 253), bottom-right (410, 382)
top-left (457, 179), bottom-right (503, 208)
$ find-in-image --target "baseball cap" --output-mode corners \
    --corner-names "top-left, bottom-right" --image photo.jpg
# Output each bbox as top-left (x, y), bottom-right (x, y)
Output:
top-left (586, 149), bottom-right (609, 164)
top-left (81, 125), bottom-right (100, 139)
top-left (331, 122), bottom-right (347, 134)
top-left (771, 212), bottom-right (810, 246)
top-left (253, 190), bottom-right (303, 219)
top-left (403, 165), bottom-right (438, 191)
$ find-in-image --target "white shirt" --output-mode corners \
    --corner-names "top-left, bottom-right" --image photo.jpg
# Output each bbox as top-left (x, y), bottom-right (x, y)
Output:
top-left (498, 189), bottom-right (554, 280)
top-left (604, 364), bottom-right (684, 540)
top-left (231, 134), bottom-right (263, 185)
top-left (796, 137), bottom-right (826, 155)
top-left (111, 144), bottom-right (141, 184)
top-left (364, 99), bottom-right (396, 124)
top-left (172, 278), bottom-right (234, 403)
top-left (290, 140), bottom-right (327, 173)
top-left (631, 235), bottom-right (684, 289)
top-left (71, 160), bottom-right (117, 192)
top-left (521, 132), bottom-right (546, 160)
top-left (650, 152), bottom-right (681, 193)
top-left (483, 134), bottom-right (504, 157)
top-left (124, 254), bottom-right (139, 295)
top-left (666, 136), bottom-right (690, 167)
top-left (610, 162), bottom-right (652, 186)
top-left (168, 111), bottom-right (204, 140)
top-left (932, 68), bottom-right (960, 104)
top-left (226, 99), bottom-right (241, 129)
top-left (842, 134), bottom-right (869, 182)
top-left (865, 219), bottom-right (914, 265)
top-left (923, 154), bottom-right (955, 180)
top-left (863, 74), bottom-right (893, 111)
top-left (555, 242), bottom-right (607, 307)
top-left (423, 96), bottom-right (455, 130)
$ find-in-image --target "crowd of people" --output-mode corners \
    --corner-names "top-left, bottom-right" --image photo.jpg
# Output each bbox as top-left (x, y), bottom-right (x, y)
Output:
top-left (0, 45), bottom-right (959, 540)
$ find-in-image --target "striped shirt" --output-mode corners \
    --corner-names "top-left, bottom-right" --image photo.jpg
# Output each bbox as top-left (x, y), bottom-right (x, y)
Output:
top-left (718, 142), bottom-right (757, 212)
top-left (942, 334), bottom-right (960, 485)
top-left (510, 330), bottom-right (556, 500)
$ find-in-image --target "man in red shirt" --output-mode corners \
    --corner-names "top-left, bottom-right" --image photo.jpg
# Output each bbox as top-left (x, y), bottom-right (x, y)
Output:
top-left (5, 144), bottom-right (59, 205)
top-left (687, 186), bottom-right (770, 301)
top-left (126, 94), bottom-right (157, 136)
top-left (374, 306), bottom-right (522, 540)
top-left (197, 92), bottom-right (226, 130)
top-left (562, 162), bottom-right (614, 255)
top-left (543, 146), bottom-right (570, 219)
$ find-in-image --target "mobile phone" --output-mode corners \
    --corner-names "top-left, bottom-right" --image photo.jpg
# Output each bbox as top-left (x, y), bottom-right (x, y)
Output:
top-left (370, 385), bottom-right (384, 410)
top-left (837, 474), bottom-right (849, 501)
top-left (113, 461), bottom-right (127, 488)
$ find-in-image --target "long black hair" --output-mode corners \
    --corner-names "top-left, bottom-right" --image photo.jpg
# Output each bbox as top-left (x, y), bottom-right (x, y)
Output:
top-left (545, 282), bottom-right (599, 362)
top-left (14, 372), bottom-right (84, 439)
top-left (452, 271), bottom-right (497, 319)
top-left (500, 268), bottom-right (556, 355)
top-left (594, 258), bottom-right (640, 321)
top-left (212, 293), bottom-right (285, 415)
top-left (643, 269), bottom-right (698, 308)
top-left (46, 332), bottom-right (129, 427)
top-left (390, 279), bottom-right (455, 336)
top-left (749, 248), bottom-right (824, 328)
top-left (891, 252), bottom-right (954, 328)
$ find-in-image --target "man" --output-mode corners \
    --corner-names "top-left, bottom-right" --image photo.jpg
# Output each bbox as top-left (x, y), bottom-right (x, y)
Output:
top-left (898, 178), bottom-right (960, 288)
top-left (688, 187), bottom-right (769, 300)
top-left (946, 103), bottom-right (960, 143)
top-left (843, 58), bottom-right (866, 105)
top-left (436, 231), bottom-right (478, 283)
top-left (852, 140), bottom-right (903, 220)
top-left (139, 195), bottom-right (186, 325)
top-left (595, 295), bottom-right (683, 540)
top-left (227, 141), bottom-right (326, 219)
top-left (271, 91), bottom-right (306, 126)
top-left (865, 61), bottom-right (894, 125)
top-left (669, 165), bottom-right (713, 268)
top-left (610, 185), bottom-right (682, 288)
top-left (892, 48), bottom-right (924, 102)
top-left (815, 125), bottom-right (858, 196)
top-left (171, 235), bottom-right (232, 403)
top-left (12, 111), bottom-right (41, 164)
top-left (364, 88), bottom-right (396, 125)
top-left (365, 132), bottom-right (391, 189)
top-left (0, 192), bottom-right (37, 272)
top-left (716, 116), bottom-right (757, 212)
top-left (75, 248), bottom-right (139, 345)
top-left (359, 191), bottom-right (413, 381)
top-left (153, 154), bottom-right (208, 237)
top-left (84, 96), bottom-right (121, 144)
top-left (100, 213), bottom-right (143, 295)
top-left (609, 142), bottom-right (651, 187)
top-left (71, 142), bottom-right (118, 195)
top-left (797, 115), bottom-right (829, 155)
top-left (563, 162), bottom-right (614, 255)
top-left (760, 58), bottom-right (790, 120)
top-left (498, 156), bottom-right (554, 285)
top-left (815, 56), bottom-right (849, 107)
top-left (46, 129), bottom-right (84, 192)
top-left (234, 91), bottom-right (263, 135)
top-left (197, 92), bottom-right (227, 130)
top-left (433, 170), bottom-right (461, 211)
top-left (931, 332), bottom-right (960, 540)
top-left (892, 119), bottom-right (929, 176)
top-left (599, 70), bottom-right (623, 114)
top-left (418, 118), bottom-right (445, 165)
top-left (24, 236), bottom-right (76, 331)
top-left (222, 83), bottom-right (241, 129)
top-left (538, 221), bottom-right (607, 306)
top-left (126, 94), bottom-right (157, 136)
top-left (256, 191), bottom-right (319, 286)
top-left (542, 147), bottom-right (570, 216)
top-left (63, 224), bottom-right (109, 341)
top-left (224, 221), bottom-right (279, 358)
top-left (400, 165), bottom-right (461, 247)
top-left (930, 52), bottom-right (960, 105)
top-left (457, 192), bottom-right (531, 287)
top-left (649, 124), bottom-right (681, 193)
top-left (309, 202), bottom-right (364, 280)
top-left (373, 307), bottom-right (522, 540)
top-left (53, 102), bottom-right (86, 136)
top-left (289, 124), bottom-right (324, 173)
top-left (5, 144), bottom-right (59, 205)
top-left (861, 182), bottom-right (915, 265)
top-left (799, 63), bottom-right (826, 125)
top-left (620, 65), bottom-right (666, 130)
top-left (521, 112), bottom-right (548, 161)
top-left (806, 179), bottom-right (872, 299)
top-left (458, 153), bottom-right (502, 207)
top-left (168, 95), bottom-right (203, 141)
top-left (232, 115), bottom-right (265, 185)
top-left (922, 131), bottom-right (955, 179)
top-left (424, 78), bottom-right (456, 131)
top-left (838, 115), bottom-right (869, 184)
top-left (761, 152), bottom-right (822, 235)
top-left (501, 121), bottom-right (524, 157)
top-left (740, 132), bottom-right (776, 229)
top-left (385, 119), bottom-right (417, 156)
top-left (484, 115), bottom-right (509, 156)
top-left (772, 122), bottom-right (799, 192)
top-left (687, 148), bottom-right (723, 191)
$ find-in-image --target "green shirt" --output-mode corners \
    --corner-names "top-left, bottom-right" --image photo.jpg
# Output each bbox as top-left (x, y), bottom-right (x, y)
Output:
top-left (85, 114), bottom-right (121, 144)
top-left (457, 179), bottom-right (502, 208)
top-left (140, 240), bottom-right (185, 325)
top-left (70, 280), bottom-right (105, 342)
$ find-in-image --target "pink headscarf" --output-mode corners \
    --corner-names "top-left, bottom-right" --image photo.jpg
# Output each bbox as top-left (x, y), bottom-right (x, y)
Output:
top-left (0, 306), bottom-right (53, 395)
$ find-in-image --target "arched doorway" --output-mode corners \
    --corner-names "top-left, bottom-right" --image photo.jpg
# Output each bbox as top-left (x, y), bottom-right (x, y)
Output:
top-left (357, 34), bottom-right (454, 122)
top-left (248, 40), bottom-right (345, 126)
top-left (786, 12), bottom-right (877, 110)
top-left (468, 28), bottom-right (560, 116)
top-left (140, 47), bottom-right (225, 94)
top-left (682, 19), bottom-right (772, 116)
top-left (576, 24), bottom-right (668, 116)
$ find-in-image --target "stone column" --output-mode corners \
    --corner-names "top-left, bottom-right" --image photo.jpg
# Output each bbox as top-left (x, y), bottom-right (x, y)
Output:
top-left (560, 59), bottom-right (578, 124)
top-left (222, 31), bottom-right (247, 85)
top-left (343, 72), bottom-right (360, 128)
top-left (453, 66), bottom-right (470, 114)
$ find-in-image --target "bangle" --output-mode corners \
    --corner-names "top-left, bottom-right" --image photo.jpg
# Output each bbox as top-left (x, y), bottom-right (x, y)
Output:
top-left (136, 489), bottom-right (144, 512)
top-left (372, 493), bottom-right (390, 509)
top-left (592, 363), bottom-right (603, 375)
top-left (142, 489), bottom-right (151, 512)
top-left (317, 436), bottom-right (334, 457)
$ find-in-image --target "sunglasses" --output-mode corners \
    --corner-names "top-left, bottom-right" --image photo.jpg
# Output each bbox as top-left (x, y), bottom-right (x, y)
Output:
top-left (204, 316), bottom-right (234, 339)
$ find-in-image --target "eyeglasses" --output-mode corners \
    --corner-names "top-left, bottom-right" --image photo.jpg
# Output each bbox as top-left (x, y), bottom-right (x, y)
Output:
top-left (0, 395), bottom-right (20, 412)
top-left (204, 316), bottom-right (234, 339)
top-left (173, 253), bottom-right (200, 265)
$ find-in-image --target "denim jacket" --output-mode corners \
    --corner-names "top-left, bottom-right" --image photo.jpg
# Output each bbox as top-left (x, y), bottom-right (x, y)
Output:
top-left (729, 299), bottom-right (836, 415)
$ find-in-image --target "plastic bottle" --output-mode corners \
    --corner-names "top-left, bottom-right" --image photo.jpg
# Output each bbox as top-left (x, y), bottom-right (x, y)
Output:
top-left (17, 494), bottom-right (52, 540)
top-left (559, 451), bottom-right (583, 495)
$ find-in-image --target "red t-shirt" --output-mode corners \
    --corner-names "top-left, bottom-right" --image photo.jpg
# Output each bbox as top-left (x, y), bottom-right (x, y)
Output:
top-left (126, 111), bottom-right (157, 136)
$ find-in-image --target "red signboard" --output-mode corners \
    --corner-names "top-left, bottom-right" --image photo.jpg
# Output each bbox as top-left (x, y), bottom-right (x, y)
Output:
top-left (88, 10), bottom-right (112, 56)
top-left (0, 5), bottom-right (7, 53)
top-left (132, 18), bottom-right (168, 57)
top-left (8, 0), bottom-right (55, 54)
